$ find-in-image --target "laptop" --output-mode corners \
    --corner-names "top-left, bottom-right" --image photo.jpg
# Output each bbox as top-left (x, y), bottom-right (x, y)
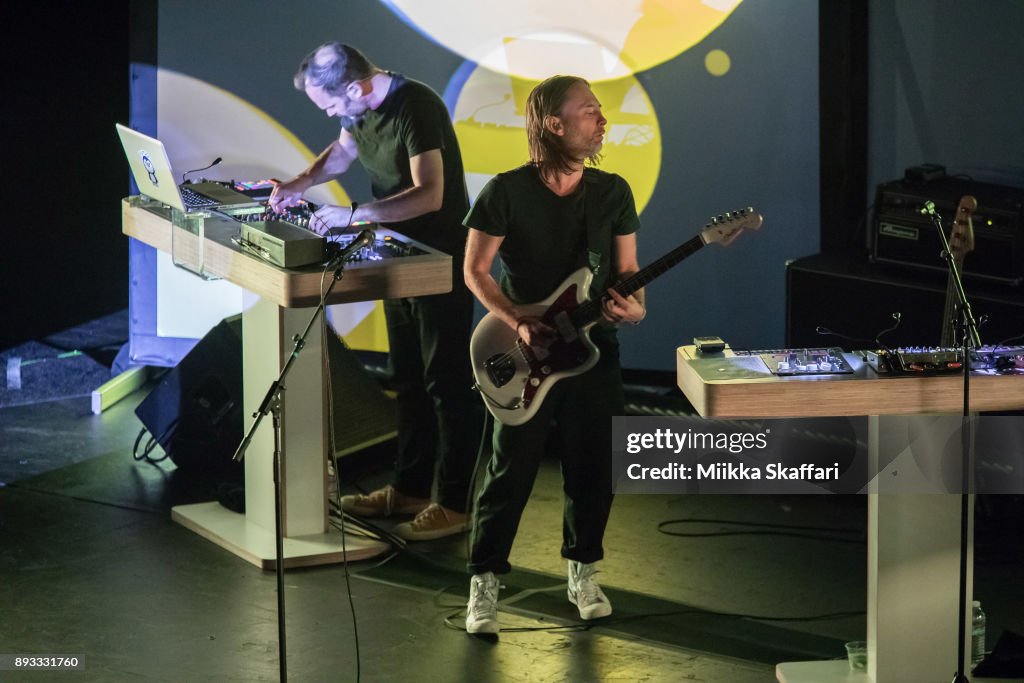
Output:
top-left (115, 123), bottom-right (258, 212)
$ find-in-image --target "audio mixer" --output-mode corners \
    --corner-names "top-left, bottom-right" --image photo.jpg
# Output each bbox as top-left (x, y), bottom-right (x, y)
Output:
top-left (732, 348), bottom-right (854, 376)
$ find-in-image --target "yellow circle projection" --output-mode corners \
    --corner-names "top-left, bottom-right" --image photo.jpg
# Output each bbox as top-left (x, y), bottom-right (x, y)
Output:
top-left (705, 49), bottom-right (731, 76)
top-left (385, 0), bottom-right (745, 81)
top-left (451, 66), bottom-right (661, 213)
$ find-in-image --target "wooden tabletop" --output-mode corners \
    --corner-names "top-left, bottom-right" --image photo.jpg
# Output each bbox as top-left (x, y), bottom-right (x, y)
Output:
top-left (676, 345), bottom-right (1024, 417)
top-left (122, 198), bottom-right (453, 308)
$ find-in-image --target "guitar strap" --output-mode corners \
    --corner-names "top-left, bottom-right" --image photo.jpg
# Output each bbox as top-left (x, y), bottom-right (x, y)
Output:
top-left (582, 171), bottom-right (604, 277)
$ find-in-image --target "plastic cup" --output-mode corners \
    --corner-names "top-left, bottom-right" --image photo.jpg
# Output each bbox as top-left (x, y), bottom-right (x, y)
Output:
top-left (845, 641), bottom-right (867, 671)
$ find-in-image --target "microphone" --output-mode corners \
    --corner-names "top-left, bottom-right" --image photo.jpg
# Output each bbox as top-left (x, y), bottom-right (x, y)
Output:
top-left (815, 326), bottom-right (877, 348)
top-left (874, 311), bottom-right (902, 350)
top-left (328, 228), bottom-right (376, 266)
top-left (815, 313), bottom-right (901, 353)
top-left (181, 157), bottom-right (223, 184)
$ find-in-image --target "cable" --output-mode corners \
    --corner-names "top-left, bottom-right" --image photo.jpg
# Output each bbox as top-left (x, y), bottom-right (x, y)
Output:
top-left (438, 594), bottom-right (865, 634)
top-left (994, 332), bottom-right (1024, 347)
top-left (320, 254), bottom-right (362, 683)
top-left (848, 201), bottom-right (876, 252)
top-left (132, 426), bottom-right (171, 464)
top-left (657, 517), bottom-right (864, 544)
top-left (7, 482), bottom-right (165, 516)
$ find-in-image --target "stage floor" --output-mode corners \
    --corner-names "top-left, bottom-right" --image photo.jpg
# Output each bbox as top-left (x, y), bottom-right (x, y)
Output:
top-left (1, 351), bottom-right (1022, 681)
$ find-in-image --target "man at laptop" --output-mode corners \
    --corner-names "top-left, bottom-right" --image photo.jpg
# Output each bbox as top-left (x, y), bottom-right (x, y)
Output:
top-left (269, 43), bottom-right (477, 541)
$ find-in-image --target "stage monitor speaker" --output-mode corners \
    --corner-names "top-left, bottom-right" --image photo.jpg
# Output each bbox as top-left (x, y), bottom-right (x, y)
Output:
top-left (787, 254), bottom-right (1024, 349)
top-left (135, 315), bottom-right (244, 474)
top-left (135, 315), bottom-right (396, 473)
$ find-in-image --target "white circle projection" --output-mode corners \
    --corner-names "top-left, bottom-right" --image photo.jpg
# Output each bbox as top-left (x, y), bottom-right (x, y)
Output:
top-left (154, 70), bottom-right (383, 349)
top-left (383, 0), bottom-right (744, 81)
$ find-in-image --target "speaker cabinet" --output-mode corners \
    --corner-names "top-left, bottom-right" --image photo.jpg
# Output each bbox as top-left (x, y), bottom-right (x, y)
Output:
top-left (787, 254), bottom-right (1024, 349)
top-left (135, 315), bottom-right (244, 473)
top-left (135, 315), bottom-right (395, 472)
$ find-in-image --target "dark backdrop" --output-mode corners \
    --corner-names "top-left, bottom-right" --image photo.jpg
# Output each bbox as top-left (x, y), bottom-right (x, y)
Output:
top-left (2, 1), bottom-right (131, 351)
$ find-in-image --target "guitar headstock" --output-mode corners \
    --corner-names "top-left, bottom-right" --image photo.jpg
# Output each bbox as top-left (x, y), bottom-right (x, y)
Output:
top-left (700, 207), bottom-right (763, 246)
top-left (949, 195), bottom-right (977, 261)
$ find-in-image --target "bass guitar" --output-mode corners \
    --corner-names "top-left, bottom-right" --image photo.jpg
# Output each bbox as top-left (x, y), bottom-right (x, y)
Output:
top-left (470, 208), bottom-right (763, 426)
top-left (939, 195), bottom-right (978, 347)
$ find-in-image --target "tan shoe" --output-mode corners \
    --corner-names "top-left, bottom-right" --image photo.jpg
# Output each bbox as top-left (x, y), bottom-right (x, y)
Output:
top-left (392, 503), bottom-right (468, 541)
top-left (340, 485), bottom-right (430, 517)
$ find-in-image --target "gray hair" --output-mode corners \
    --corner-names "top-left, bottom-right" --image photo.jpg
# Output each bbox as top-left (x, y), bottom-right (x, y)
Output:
top-left (293, 43), bottom-right (376, 94)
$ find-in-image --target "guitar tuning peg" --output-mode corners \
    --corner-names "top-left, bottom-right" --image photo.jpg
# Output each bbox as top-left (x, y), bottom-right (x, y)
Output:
top-left (710, 216), bottom-right (718, 224)
top-left (717, 214), bottom-right (725, 223)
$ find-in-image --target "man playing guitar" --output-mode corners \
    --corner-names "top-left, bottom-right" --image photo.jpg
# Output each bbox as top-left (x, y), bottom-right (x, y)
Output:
top-left (462, 75), bottom-right (645, 634)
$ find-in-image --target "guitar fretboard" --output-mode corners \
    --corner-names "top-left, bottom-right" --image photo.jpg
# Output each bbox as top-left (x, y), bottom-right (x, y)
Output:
top-left (570, 234), bottom-right (706, 327)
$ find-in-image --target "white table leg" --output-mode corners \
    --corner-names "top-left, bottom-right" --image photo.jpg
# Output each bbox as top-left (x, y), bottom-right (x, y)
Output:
top-left (171, 294), bottom-right (388, 568)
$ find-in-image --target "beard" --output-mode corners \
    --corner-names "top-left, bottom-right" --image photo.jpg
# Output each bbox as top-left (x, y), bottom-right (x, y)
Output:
top-left (578, 138), bottom-right (603, 167)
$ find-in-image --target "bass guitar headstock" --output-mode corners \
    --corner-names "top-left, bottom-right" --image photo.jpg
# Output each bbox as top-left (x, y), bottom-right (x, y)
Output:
top-left (949, 195), bottom-right (977, 263)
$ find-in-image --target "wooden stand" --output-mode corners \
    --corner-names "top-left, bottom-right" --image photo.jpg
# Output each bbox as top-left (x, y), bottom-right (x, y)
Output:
top-left (124, 199), bottom-right (453, 568)
top-left (676, 345), bottom-right (1024, 683)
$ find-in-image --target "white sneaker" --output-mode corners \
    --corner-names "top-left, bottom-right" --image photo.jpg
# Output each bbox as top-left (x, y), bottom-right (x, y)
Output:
top-left (567, 561), bottom-right (612, 620)
top-left (466, 572), bottom-right (500, 634)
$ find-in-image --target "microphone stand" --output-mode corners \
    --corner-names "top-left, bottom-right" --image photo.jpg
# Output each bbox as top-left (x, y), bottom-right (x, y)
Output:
top-left (231, 239), bottom-right (365, 683)
top-left (923, 201), bottom-right (982, 683)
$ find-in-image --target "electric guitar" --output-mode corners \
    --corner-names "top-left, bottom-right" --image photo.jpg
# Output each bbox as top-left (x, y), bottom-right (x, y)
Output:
top-left (939, 195), bottom-right (977, 347)
top-left (470, 208), bottom-right (763, 426)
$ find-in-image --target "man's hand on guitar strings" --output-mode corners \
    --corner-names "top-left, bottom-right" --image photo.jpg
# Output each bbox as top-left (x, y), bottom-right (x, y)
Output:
top-left (601, 288), bottom-right (645, 325)
top-left (514, 316), bottom-right (557, 348)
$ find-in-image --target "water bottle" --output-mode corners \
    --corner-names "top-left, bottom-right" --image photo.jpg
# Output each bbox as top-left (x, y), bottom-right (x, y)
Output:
top-left (972, 600), bottom-right (986, 667)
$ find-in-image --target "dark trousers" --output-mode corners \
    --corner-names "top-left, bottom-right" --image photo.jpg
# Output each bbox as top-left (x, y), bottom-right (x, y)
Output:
top-left (383, 276), bottom-right (478, 513)
top-left (469, 343), bottom-right (623, 575)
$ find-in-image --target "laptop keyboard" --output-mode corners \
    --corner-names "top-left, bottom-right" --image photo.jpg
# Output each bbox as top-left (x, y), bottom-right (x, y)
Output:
top-left (180, 185), bottom-right (219, 209)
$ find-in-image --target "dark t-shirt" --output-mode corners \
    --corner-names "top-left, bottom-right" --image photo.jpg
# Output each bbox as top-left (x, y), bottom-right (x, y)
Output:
top-left (465, 164), bottom-right (641, 346)
top-left (341, 74), bottom-right (468, 255)
top-left (465, 164), bottom-right (640, 303)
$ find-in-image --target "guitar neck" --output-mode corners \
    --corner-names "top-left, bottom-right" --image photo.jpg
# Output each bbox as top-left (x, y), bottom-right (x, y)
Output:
top-left (571, 234), bottom-right (706, 326)
top-left (940, 268), bottom-right (961, 347)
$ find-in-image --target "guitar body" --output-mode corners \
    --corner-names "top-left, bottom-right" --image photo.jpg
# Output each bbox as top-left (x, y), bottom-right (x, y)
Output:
top-left (470, 267), bottom-right (600, 427)
top-left (470, 207), bottom-right (763, 426)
